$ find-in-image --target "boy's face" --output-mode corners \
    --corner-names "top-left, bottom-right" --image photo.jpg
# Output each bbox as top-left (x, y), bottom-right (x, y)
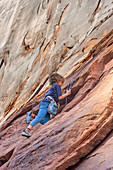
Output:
top-left (58, 81), bottom-right (63, 86)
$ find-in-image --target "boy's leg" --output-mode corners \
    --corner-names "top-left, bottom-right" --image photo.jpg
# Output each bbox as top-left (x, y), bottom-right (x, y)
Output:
top-left (22, 108), bottom-right (48, 138)
top-left (40, 112), bottom-right (50, 125)
top-left (29, 102), bottom-right (49, 127)
top-left (22, 102), bottom-right (49, 137)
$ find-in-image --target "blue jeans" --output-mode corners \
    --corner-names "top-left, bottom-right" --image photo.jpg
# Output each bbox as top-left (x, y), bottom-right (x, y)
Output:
top-left (30, 101), bottom-right (50, 127)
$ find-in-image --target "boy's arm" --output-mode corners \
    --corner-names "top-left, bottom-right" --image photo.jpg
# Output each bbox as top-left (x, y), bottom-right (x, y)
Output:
top-left (58, 89), bottom-right (71, 100)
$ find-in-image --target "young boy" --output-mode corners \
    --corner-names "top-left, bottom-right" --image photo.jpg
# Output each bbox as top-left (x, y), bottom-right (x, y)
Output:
top-left (22, 73), bottom-right (71, 137)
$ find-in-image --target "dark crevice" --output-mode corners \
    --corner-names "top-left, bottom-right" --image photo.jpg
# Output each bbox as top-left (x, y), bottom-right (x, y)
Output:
top-left (93, 0), bottom-right (101, 15)
top-left (0, 59), bottom-right (4, 68)
top-left (58, 4), bottom-right (69, 26)
top-left (107, 41), bottom-right (113, 47)
top-left (37, 4), bottom-right (40, 14)
top-left (98, 72), bottom-right (104, 80)
top-left (0, 149), bottom-right (14, 167)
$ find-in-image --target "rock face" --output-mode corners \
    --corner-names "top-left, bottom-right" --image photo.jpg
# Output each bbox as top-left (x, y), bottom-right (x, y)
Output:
top-left (0, 0), bottom-right (113, 170)
top-left (75, 131), bottom-right (113, 170)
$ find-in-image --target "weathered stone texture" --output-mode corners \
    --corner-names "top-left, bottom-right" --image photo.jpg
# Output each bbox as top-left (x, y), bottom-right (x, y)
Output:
top-left (75, 131), bottom-right (113, 170)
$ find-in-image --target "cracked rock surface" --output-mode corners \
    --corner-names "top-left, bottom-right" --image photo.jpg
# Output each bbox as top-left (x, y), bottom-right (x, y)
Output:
top-left (75, 131), bottom-right (113, 170)
top-left (0, 0), bottom-right (113, 170)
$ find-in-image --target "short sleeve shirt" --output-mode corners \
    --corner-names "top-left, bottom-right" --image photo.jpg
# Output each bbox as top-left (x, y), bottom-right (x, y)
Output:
top-left (44, 84), bottom-right (62, 103)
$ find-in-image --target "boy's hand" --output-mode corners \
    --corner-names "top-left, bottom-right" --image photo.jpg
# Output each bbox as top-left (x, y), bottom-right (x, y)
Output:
top-left (59, 89), bottom-right (71, 100)
top-left (66, 89), bottom-right (71, 95)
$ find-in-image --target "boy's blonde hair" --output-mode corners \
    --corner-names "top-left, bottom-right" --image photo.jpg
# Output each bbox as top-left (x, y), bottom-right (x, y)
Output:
top-left (49, 73), bottom-right (64, 85)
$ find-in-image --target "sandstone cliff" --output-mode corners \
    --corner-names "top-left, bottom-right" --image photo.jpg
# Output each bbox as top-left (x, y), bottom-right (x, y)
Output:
top-left (0, 0), bottom-right (113, 169)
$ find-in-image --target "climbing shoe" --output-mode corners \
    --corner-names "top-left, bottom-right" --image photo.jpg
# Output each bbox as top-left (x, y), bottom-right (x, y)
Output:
top-left (22, 130), bottom-right (31, 138)
top-left (26, 112), bottom-right (32, 124)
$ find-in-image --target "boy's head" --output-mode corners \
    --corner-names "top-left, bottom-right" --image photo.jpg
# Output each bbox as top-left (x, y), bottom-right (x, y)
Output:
top-left (49, 73), bottom-right (64, 85)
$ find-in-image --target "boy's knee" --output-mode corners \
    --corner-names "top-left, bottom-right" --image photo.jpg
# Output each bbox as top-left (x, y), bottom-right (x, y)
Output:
top-left (35, 116), bottom-right (43, 123)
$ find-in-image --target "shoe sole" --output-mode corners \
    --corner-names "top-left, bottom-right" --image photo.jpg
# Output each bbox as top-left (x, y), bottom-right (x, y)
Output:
top-left (22, 133), bottom-right (31, 138)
